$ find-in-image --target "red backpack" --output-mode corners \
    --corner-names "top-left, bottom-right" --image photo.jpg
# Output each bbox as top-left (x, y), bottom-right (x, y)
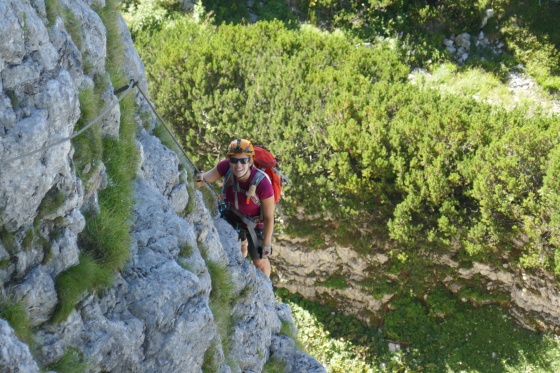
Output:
top-left (253, 146), bottom-right (283, 204)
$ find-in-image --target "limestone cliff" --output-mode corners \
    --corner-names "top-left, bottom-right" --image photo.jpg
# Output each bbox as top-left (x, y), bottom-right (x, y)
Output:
top-left (0, 1), bottom-right (325, 371)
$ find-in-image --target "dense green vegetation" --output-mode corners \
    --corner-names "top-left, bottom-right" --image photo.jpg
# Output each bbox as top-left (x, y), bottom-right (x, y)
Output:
top-left (134, 10), bottom-right (559, 275)
top-left (279, 290), bottom-right (560, 372)
top-left (128, 0), bottom-right (560, 371)
top-left (0, 299), bottom-right (33, 345)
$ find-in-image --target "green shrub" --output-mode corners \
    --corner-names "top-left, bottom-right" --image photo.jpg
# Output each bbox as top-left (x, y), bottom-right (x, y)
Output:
top-left (121, 0), bottom-right (172, 37)
top-left (0, 298), bottom-right (33, 345)
top-left (45, 0), bottom-right (62, 26)
top-left (72, 86), bottom-right (103, 194)
top-left (185, 182), bottom-right (197, 215)
top-left (45, 347), bottom-right (88, 373)
top-left (205, 259), bottom-right (235, 357)
top-left (318, 276), bottom-right (348, 290)
top-left (36, 186), bottom-right (66, 222)
top-left (84, 0), bottom-right (138, 272)
top-left (382, 295), bottom-right (560, 372)
top-left (51, 254), bottom-right (113, 323)
top-left (201, 341), bottom-right (219, 372)
top-left (201, 0), bottom-right (250, 24)
top-left (45, 0), bottom-right (84, 51)
top-left (502, 22), bottom-right (560, 91)
top-left (497, 0), bottom-right (560, 91)
top-left (200, 243), bottom-right (235, 363)
top-left (179, 244), bottom-right (194, 258)
top-left (277, 291), bottom-right (380, 373)
top-left (21, 229), bottom-right (35, 251)
top-left (153, 123), bottom-right (177, 154)
top-left (80, 81), bottom-right (137, 272)
top-left (263, 359), bottom-right (287, 373)
top-left (254, 0), bottom-right (300, 26)
top-left (80, 205), bottom-right (131, 272)
top-left (279, 290), bottom-right (560, 372)
top-left (0, 228), bottom-right (18, 254)
top-left (64, 7), bottom-right (84, 50)
top-left (279, 319), bottom-right (297, 340)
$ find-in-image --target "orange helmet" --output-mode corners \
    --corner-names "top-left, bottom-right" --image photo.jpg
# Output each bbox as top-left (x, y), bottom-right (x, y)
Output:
top-left (227, 139), bottom-right (255, 157)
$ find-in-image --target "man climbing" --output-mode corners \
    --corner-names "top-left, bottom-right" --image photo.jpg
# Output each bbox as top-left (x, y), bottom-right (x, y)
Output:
top-left (194, 139), bottom-right (274, 278)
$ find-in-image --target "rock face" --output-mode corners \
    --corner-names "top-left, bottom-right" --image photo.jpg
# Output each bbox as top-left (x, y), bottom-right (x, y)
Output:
top-left (274, 234), bottom-right (560, 334)
top-left (0, 320), bottom-right (40, 373)
top-left (0, 1), bottom-right (325, 372)
top-left (274, 237), bottom-right (393, 324)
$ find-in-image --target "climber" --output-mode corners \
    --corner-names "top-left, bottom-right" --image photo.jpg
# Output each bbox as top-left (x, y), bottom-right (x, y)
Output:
top-left (194, 139), bottom-right (274, 278)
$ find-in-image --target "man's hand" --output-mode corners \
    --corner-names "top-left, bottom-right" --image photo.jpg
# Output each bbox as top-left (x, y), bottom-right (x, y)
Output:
top-left (194, 172), bottom-right (206, 189)
top-left (260, 245), bottom-right (272, 258)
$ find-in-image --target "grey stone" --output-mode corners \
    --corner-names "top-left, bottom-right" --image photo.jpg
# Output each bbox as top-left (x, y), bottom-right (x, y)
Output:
top-left (1, 59), bottom-right (42, 90)
top-left (60, 0), bottom-right (107, 76)
top-left (0, 1), bottom-right (25, 67)
top-left (138, 128), bottom-right (182, 199)
top-left (0, 320), bottom-right (40, 373)
top-left (0, 94), bottom-right (16, 133)
top-left (43, 226), bottom-right (80, 278)
top-left (169, 182), bottom-right (189, 214)
top-left (454, 33), bottom-right (471, 50)
top-left (11, 267), bottom-right (58, 326)
top-left (0, 69), bottom-right (78, 230)
top-left (270, 335), bottom-right (327, 373)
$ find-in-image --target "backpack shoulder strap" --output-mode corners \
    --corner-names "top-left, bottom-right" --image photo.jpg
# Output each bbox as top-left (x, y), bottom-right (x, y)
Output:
top-left (247, 168), bottom-right (271, 201)
top-left (251, 167), bottom-right (269, 188)
top-left (221, 167), bottom-right (233, 196)
top-left (248, 168), bottom-right (273, 221)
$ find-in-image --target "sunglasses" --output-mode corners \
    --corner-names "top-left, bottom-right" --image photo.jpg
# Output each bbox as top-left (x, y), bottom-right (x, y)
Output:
top-left (229, 157), bottom-right (250, 165)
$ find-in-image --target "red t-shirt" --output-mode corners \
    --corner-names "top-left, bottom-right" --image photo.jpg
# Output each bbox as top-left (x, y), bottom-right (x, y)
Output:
top-left (217, 159), bottom-right (274, 219)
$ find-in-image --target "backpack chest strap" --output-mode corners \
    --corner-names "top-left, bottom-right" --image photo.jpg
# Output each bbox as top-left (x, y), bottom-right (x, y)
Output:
top-left (223, 168), bottom-right (268, 210)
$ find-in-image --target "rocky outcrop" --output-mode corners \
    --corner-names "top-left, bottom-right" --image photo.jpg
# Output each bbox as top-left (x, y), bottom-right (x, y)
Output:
top-left (274, 235), bottom-right (560, 334)
top-left (442, 9), bottom-right (504, 64)
top-left (274, 237), bottom-right (392, 325)
top-left (438, 255), bottom-right (560, 332)
top-left (0, 1), bottom-right (324, 371)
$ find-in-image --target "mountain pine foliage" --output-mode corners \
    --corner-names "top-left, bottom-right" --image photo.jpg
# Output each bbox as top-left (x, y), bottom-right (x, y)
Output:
top-left (134, 8), bottom-right (559, 274)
